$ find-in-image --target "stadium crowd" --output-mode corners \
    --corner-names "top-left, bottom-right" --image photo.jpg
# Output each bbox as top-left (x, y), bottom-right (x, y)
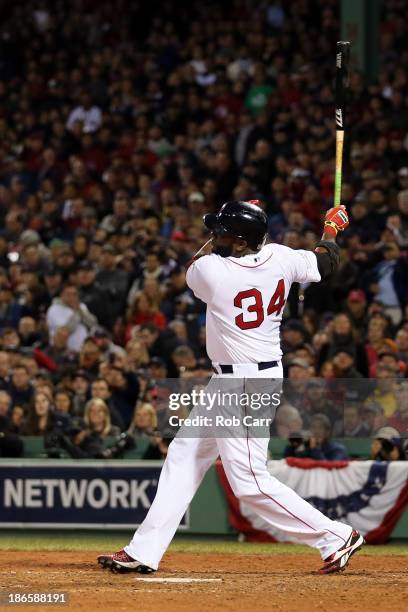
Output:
top-left (0, 0), bottom-right (407, 459)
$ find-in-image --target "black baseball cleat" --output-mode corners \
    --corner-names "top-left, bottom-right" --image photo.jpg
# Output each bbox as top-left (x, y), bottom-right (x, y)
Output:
top-left (97, 549), bottom-right (155, 574)
top-left (318, 529), bottom-right (365, 574)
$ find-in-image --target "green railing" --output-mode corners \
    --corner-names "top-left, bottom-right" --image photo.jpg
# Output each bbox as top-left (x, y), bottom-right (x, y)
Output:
top-left (18, 436), bottom-right (373, 460)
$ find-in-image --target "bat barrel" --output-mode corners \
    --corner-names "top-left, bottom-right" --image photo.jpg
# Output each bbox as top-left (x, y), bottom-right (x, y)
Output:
top-left (334, 41), bottom-right (350, 207)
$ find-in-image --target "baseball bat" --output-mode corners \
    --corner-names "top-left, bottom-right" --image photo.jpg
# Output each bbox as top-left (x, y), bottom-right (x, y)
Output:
top-left (193, 238), bottom-right (213, 258)
top-left (334, 41), bottom-right (350, 207)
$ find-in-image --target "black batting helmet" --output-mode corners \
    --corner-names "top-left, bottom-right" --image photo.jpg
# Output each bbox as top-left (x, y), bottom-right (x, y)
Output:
top-left (203, 200), bottom-right (268, 250)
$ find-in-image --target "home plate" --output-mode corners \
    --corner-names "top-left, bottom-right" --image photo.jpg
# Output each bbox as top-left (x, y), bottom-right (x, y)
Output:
top-left (135, 577), bottom-right (222, 583)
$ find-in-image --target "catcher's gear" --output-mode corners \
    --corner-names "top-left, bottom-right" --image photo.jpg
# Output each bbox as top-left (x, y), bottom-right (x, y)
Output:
top-left (324, 205), bottom-right (349, 236)
top-left (203, 200), bottom-right (268, 250)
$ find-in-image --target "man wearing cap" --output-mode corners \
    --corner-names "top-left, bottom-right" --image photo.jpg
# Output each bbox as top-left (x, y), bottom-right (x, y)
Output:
top-left (345, 289), bottom-right (368, 330)
top-left (370, 426), bottom-right (405, 461)
top-left (332, 348), bottom-right (364, 379)
top-left (77, 260), bottom-right (112, 329)
top-left (43, 267), bottom-right (63, 310)
top-left (0, 283), bottom-right (25, 330)
top-left (281, 319), bottom-right (307, 353)
top-left (96, 244), bottom-right (130, 324)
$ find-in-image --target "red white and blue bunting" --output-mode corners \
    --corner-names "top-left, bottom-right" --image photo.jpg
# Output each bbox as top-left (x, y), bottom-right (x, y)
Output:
top-left (217, 459), bottom-right (408, 544)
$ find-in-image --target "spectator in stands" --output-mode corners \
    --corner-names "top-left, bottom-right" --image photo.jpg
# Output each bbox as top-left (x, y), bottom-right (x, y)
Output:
top-left (0, 351), bottom-right (11, 390)
top-left (54, 390), bottom-right (73, 415)
top-left (9, 364), bottom-right (34, 409)
top-left (284, 359), bottom-right (315, 412)
top-left (21, 391), bottom-right (55, 436)
top-left (273, 403), bottom-right (303, 439)
top-left (0, 0), bottom-right (405, 463)
top-left (370, 426), bottom-right (405, 461)
top-left (363, 401), bottom-right (387, 434)
top-left (84, 398), bottom-right (120, 438)
top-left (344, 290), bottom-right (368, 334)
top-left (303, 381), bottom-right (340, 424)
top-left (9, 406), bottom-right (25, 435)
top-left (366, 241), bottom-right (407, 325)
top-left (128, 403), bottom-right (158, 438)
top-left (46, 284), bottom-right (98, 353)
top-left (96, 245), bottom-right (130, 326)
top-left (331, 348), bottom-right (364, 379)
top-left (319, 313), bottom-right (368, 376)
top-left (388, 381), bottom-right (408, 434)
top-left (43, 267), bottom-right (63, 309)
top-left (71, 370), bottom-right (90, 416)
top-left (0, 390), bottom-right (11, 418)
top-left (0, 413), bottom-right (23, 457)
top-left (365, 364), bottom-right (398, 418)
top-left (125, 292), bottom-right (167, 342)
top-left (281, 320), bottom-right (308, 355)
top-left (395, 328), bottom-right (408, 363)
top-left (365, 316), bottom-right (392, 374)
top-left (287, 413), bottom-right (348, 461)
top-left (138, 323), bottom-right (180, 375)
top-left (78, 337), bottom-right (101, 378)
top-left (0, 283), bottom-right (25, 331)
top-left (90, 377), bottom-right (124, 431)
top-left (333, 403), bottom-right (371, 438)
top-left (104, 366), bottom-right (140, 429)
top-left (77, 260), bottom-right (110, 327)
top-left (43, 326), bottom-right (75, 368)
top-left (66, 92), bottom-right (102, 134)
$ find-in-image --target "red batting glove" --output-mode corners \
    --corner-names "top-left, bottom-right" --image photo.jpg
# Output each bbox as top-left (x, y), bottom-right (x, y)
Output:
top-left (324, 205), bottom-right (349, 237)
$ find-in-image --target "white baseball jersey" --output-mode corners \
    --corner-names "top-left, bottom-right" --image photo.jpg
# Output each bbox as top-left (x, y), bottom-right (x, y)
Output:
top-left (186, 243), bottom-right (321, 364)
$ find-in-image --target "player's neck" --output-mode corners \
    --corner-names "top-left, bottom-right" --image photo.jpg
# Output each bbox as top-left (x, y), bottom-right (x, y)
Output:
top-left (232, 248), bottom-right (259, 258)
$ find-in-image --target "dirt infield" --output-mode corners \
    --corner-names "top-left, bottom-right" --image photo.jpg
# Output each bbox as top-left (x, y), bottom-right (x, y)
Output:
top-left (1, 550), bottom-right (407, 611)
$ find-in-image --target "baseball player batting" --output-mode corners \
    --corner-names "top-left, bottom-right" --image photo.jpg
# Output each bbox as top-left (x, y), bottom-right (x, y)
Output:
top-left (98, 200), bottom-right (364, 575)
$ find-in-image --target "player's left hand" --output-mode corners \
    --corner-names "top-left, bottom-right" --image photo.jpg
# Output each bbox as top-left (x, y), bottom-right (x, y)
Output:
top-left (324, 205), bottom-right (349, 236)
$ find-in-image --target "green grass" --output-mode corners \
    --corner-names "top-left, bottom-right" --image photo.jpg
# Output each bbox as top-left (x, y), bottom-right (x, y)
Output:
top-left (0, 531), bottom-right (407, 555)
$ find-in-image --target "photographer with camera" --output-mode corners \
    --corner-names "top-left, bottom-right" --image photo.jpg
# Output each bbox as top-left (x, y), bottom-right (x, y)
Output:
top-left (284, 413), bottom-right (348, 461)
top-left (370, 426), bottom-right (405, 461)
top-left (45, 398), bottom-right (134, 460)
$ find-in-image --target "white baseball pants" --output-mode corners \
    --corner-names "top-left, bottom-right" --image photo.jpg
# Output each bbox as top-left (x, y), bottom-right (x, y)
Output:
top-left (125, 364), bottom-right (352, 569)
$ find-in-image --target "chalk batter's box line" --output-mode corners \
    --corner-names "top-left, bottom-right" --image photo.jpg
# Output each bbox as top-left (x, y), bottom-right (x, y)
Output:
top-left (135, 577), bottom-right (223, 583)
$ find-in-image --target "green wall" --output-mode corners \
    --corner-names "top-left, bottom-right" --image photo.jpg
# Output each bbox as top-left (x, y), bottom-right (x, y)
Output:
top-left (2, 437), bottom-right (407, 540)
